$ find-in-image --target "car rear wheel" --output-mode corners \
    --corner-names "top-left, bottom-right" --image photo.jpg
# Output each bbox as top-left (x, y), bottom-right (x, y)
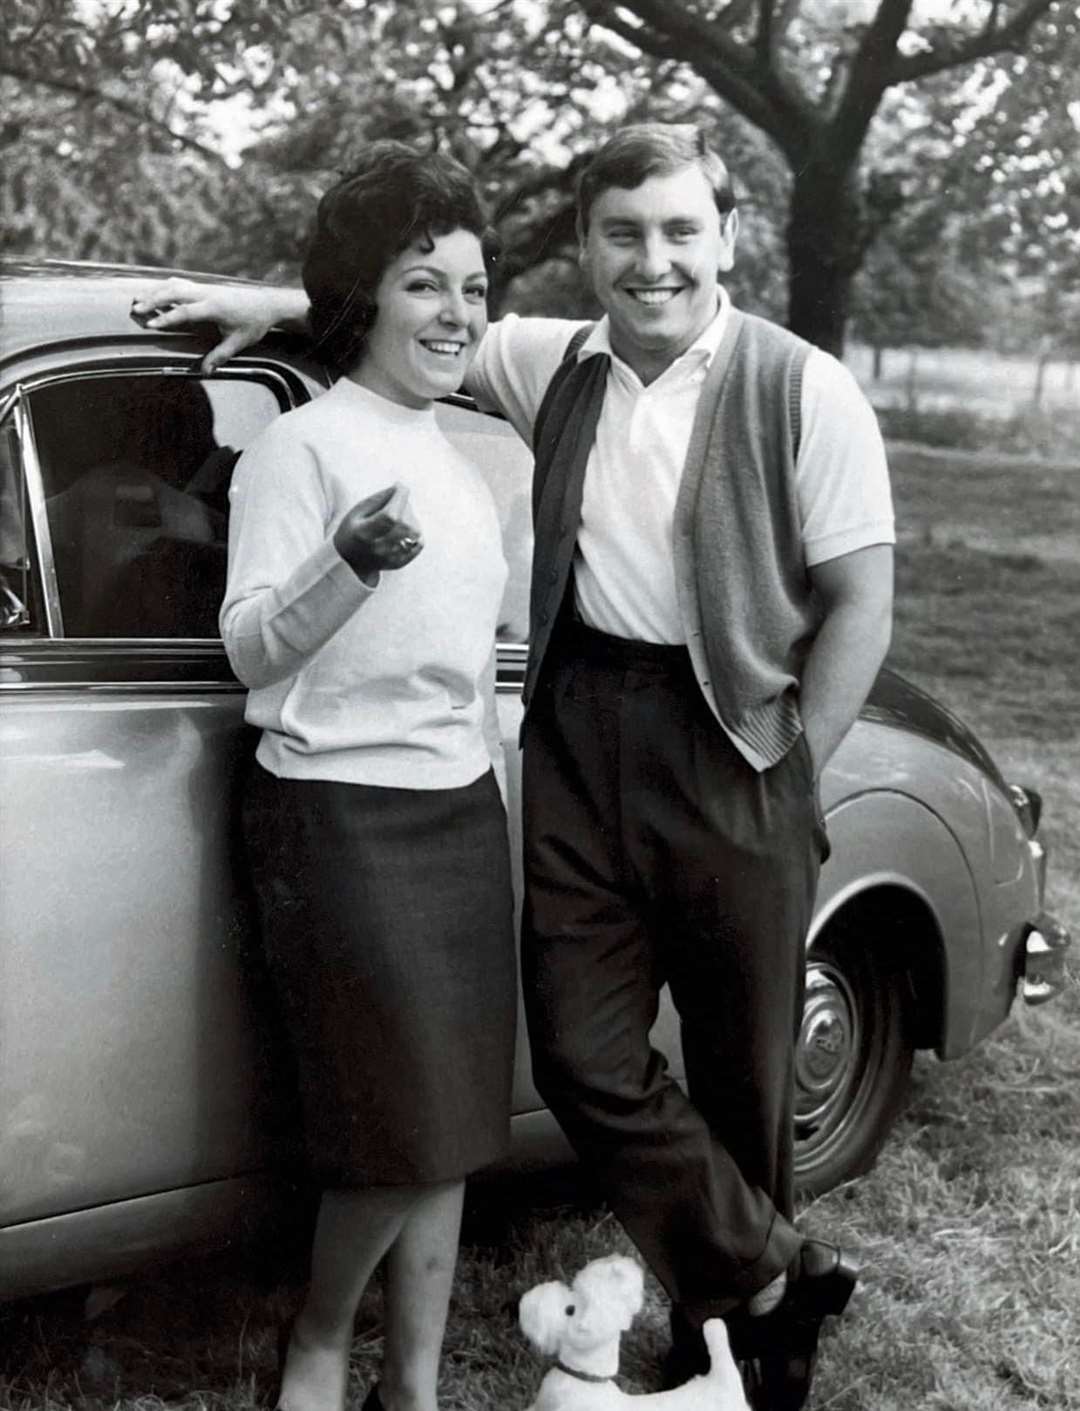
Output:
top-left (794, 923), bottom-right (915, 1195)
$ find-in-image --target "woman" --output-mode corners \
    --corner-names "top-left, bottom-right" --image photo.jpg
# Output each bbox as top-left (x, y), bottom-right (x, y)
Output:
top-left (225, 143), bottom-right (515, 1411)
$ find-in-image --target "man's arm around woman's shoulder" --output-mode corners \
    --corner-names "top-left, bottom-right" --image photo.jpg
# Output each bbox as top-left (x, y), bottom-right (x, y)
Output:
top-left (131, 279), bottom-right (310, 374)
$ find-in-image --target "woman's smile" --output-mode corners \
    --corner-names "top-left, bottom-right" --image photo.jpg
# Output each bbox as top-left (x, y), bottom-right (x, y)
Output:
top-left (418, 337), bottom-right (469, 356)
top-left (352, 227), bottom-right (489, 409)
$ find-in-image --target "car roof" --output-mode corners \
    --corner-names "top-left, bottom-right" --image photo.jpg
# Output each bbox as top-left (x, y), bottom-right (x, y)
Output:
top-left (0, 259), bottom-right (267, 363)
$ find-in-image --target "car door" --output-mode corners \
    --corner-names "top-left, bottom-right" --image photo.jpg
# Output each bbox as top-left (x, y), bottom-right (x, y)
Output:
top-left (0, 358), bottom-right (312, 1235)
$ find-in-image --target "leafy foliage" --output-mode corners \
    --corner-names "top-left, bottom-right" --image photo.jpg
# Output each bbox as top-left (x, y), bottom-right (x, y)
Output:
top-left (2, 0), bottom-right (1076, 350)
top-left (850, 6), bottom-right (1080, 360)
top-left (572, 0), bottom-right (1071, 349)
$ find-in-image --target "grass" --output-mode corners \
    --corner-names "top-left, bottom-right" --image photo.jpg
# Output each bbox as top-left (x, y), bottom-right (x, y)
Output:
top-left (3, 398), bottom-right (1079, 1409)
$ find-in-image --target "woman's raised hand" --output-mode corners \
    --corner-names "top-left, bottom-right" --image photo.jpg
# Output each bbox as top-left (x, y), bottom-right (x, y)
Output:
top-left (334, 483), bottom-right (424, 585)
top-left (130, 279), bottom-right (310, 374)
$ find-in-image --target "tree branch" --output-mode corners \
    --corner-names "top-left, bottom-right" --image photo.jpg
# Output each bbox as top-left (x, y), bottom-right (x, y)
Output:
top-left (2, 63), bottom-right (231, 167)
top-left (825, 0), bottom-right (916, 162)
top-left (754, 0), bottom-right (774, 70)
top-left (581, 0), bottom-right (816, 160)
top-left (888, 0), bottom-right (1057, 83)
top-left (722, 0), bottom-right (758, 27)
top-left (754, 0), bottom-right (802, 75)
top-left (490, 155), bottom-right (591, 224)
top-left (582, 0), bottom-right (747, 76)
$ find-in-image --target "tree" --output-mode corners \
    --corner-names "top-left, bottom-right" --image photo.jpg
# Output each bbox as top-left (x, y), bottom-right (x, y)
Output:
top-left (235, 17), bottom-right (794, 316)
top-left (4, 0), bottom-right (1075, 354)
top-left (0, 0), bottom-right (294, 266)
top-left (571, 0), bottom-right (1070, 351)
top-left (933, 25), bottom-right (1080, 383)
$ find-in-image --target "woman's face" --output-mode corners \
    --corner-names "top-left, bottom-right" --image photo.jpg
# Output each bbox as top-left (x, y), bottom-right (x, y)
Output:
top-left (351, 227), bottom-right (489, 408)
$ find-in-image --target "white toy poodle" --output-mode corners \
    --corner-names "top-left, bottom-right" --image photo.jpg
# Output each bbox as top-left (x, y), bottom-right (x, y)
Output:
top-left (519, 1254), bottom-right (749, 1410)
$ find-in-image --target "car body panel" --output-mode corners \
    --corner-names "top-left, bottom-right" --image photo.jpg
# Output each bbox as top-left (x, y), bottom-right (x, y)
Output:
top-left (0, 1177), bottom-right (282, 1303)
top-left (0, 683), bottom-right (269, 1226)
top-left (0, 261), bottom-right (1067, 1300)
top-left (0, 261), bottom-right (280, 372)
top-left (818, 710), bottom-right (1043, 1055)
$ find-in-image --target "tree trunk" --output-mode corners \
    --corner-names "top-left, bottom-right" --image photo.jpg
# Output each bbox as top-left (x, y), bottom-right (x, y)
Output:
top-left (786, 233), bottom-right (853, 356)
top-left (785, 166), bottom-right (869, 357)
top-left (1032, 350), bottom-right (1051, 408)
top-left (906, 348), bottom-right (919, 412)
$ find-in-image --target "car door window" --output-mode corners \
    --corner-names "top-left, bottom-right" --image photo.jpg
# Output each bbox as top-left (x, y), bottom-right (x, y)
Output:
top-left (29, 374), bottom-right (283, 638)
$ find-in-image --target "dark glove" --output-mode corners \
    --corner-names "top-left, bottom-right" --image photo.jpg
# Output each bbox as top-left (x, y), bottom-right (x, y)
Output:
top-left (334, 482), bottom-right (423, 584)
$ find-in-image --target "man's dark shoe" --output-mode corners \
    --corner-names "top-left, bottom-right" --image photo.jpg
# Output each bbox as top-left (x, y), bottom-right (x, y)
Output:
top-left (728, 1240), bottom-right (859, 1410)
top-left (728, 1240), bottom-right (858, 1357)
top-left (784, 1238), bottom-right (859, 1332)
top-left (663, 1244), bottom-right (857, 1409)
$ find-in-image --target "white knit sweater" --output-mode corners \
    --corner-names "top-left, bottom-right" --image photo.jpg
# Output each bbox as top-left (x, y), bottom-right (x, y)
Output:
top-left (221, 378), bottom-right (507, 788)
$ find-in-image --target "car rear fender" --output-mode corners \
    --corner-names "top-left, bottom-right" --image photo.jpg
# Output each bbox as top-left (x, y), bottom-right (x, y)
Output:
top-left (811, 790), bottom-right (983, 1059)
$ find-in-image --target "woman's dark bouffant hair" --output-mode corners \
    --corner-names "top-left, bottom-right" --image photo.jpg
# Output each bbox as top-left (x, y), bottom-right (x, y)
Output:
top-left (302, 141), bottom-right (494, 375)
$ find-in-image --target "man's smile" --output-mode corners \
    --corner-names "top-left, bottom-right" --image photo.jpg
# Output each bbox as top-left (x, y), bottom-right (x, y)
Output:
top-left (624, 286), bottom-right (684, 306)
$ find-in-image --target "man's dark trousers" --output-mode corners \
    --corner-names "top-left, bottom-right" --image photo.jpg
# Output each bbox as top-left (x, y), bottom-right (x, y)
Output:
top-left (521, 621), bottom-right (826, 1321)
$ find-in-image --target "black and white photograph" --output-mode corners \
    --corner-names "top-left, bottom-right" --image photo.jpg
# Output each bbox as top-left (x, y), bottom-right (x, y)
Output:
top-left (1, 2), bottom-right (1077, 1409)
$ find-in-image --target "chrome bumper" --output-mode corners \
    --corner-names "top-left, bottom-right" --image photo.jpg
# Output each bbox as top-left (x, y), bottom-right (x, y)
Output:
top-left (1020, 912), bottom-right (1071, 1004)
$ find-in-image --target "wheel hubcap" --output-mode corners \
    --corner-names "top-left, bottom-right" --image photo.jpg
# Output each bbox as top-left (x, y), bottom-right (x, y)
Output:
top-left (796, 962), bottom-right (859, 1134)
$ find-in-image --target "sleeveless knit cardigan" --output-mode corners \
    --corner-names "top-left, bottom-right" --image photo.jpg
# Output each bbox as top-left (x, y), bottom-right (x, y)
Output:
top-left (524, 309), bottom-right (815, 771)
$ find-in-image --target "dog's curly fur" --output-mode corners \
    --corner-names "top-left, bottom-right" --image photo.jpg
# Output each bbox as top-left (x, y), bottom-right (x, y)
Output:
top-left (518, 1255), bottom-right (749, 1411)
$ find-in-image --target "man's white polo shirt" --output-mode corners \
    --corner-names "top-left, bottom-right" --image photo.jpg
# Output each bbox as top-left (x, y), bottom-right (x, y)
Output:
top-left (467, 295), bottom-right (894, 645)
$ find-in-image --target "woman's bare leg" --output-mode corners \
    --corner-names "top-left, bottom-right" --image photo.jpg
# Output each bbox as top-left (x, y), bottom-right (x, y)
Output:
top-left (278, 1185), bottom-right (415, 1411)
top-left (379, 1179), bottom-right (465, 1411)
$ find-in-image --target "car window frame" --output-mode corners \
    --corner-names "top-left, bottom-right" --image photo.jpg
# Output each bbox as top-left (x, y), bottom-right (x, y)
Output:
top-left (10, 356), bottom-right (315, 651)
top-left (6, 383), bottom-right (60, 632)
top-left (0, 393), bottom-right (42, 635)
top-left (2, 353), bottom-right (533, 691)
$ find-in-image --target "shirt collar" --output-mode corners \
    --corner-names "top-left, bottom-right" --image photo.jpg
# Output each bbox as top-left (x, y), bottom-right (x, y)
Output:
top-left (577, 286), bottom-right (731, 374)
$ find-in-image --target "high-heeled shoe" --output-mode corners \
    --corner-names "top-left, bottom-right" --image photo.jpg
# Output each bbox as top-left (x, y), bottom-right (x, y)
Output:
top-left (361, 1385), bottom-right (385, 1411)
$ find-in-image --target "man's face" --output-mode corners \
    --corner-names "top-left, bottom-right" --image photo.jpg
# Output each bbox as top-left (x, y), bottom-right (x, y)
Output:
top-left (580, 163), bottom-right (738, 382)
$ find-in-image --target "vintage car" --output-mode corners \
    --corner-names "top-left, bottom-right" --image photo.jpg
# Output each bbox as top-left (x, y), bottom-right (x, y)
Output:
top-left (0, 261), bottom-right (1070, 1302)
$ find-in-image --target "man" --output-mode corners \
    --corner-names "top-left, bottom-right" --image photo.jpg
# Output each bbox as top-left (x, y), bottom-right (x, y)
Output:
top-left (134, 123), bottom-right (893, 1408)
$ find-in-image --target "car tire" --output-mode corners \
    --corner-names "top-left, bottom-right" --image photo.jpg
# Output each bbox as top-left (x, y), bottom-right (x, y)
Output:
top-left (794, 920), bottom-right (916, 1196)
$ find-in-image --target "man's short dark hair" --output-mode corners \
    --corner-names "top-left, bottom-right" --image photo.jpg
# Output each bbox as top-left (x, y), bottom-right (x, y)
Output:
top-left (302, 140), bottom-right (495, 375)
top-left (576, 123), bottom-right (736, 237)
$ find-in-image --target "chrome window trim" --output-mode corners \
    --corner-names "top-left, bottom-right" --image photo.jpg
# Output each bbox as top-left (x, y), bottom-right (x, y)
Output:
top-left (0, 639), bottom-right (530, 692)
top-left (0, 638), bottom-right (240, 692)
top-left (0, 679), bottom-right (248, 695)
top-left (495, 641), bottom-right (528, 688)
top-left (12, 388), bottom-right (62, 635)
top-left (17, 360), bottom-right (304, 398)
